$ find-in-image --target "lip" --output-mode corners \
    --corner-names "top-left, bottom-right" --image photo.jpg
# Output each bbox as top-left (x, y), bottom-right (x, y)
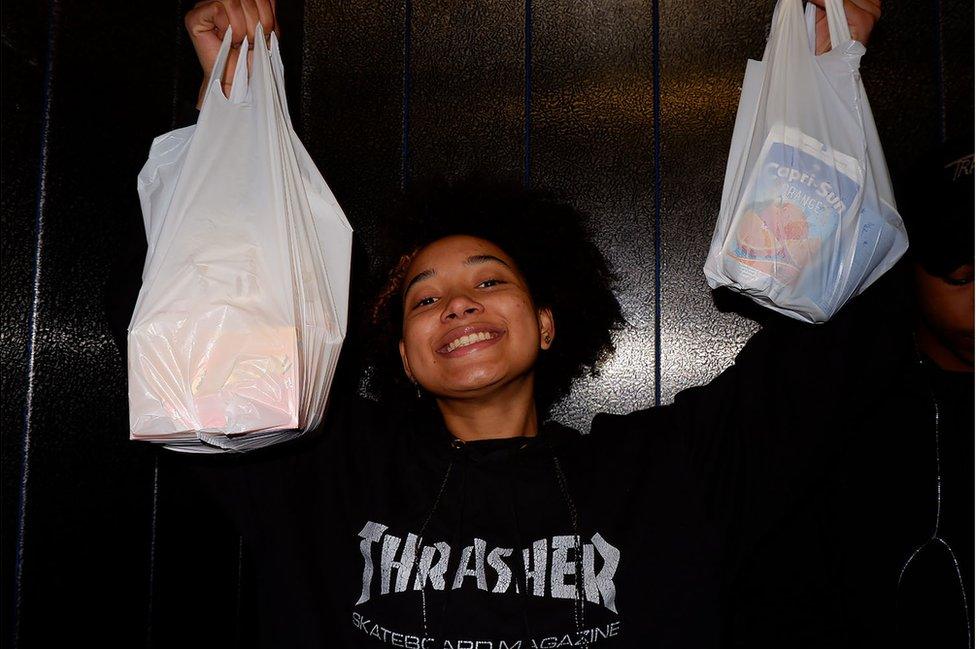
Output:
top-left (436, 324), bottom-right (506, 357)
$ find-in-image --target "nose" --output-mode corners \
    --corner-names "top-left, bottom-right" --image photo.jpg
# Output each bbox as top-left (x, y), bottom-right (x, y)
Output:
top-left (441, 292), bottom-right (484, 321)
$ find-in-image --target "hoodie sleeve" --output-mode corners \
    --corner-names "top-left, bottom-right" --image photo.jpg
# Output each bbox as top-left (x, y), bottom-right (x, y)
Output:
top-left (178, 430), bottom-right (322, 538)
top-left (592, 294), bottom-right (898, 569)
top-left (666, 320), bottom-right (850, 555)
top-left (172, 394), bottom-right (373, 647)
top-left (176, 391), bottom-right (368, 541)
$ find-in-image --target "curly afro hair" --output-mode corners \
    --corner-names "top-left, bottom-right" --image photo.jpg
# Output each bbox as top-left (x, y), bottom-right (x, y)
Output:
top-left (364, 175), bottom-right (627, 419)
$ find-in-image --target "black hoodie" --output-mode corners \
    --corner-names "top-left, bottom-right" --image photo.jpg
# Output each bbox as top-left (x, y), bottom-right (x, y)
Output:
top-left (182, 312), bottom-right (884, 649)
top-left (106, 247), bottom-right (973, 648)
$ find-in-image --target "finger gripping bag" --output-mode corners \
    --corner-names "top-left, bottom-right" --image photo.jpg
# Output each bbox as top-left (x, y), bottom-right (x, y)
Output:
top-left (128, 24), bottom-right (352, 453)
top-left (705, 0), bottom-right (908, 323)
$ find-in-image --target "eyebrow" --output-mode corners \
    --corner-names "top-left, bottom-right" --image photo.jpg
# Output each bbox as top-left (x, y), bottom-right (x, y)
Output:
top-left (464, 254), bottom-right (511, 269)
top-left (401, 254), bottom-right (512, 297)
top-left (402, 268), bottom-right (435, 297)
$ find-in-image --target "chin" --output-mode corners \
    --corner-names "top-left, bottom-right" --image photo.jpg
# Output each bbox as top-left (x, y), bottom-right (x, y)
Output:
top-left (435, 364), bottom-right (513, 395)
top-left (444, 373), bottom-right (506, 394)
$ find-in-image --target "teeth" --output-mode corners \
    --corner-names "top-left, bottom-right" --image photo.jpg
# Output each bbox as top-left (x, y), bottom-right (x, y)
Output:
top-left (445, 331), bottom-right (497, 352)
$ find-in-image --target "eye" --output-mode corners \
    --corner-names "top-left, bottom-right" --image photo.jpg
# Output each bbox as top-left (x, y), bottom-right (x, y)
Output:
top-left (477, 278), bottom-right (505, 289)
top-left (413, 296), bottom-right (438, 309)
top-left (944, 275), bottom-right (973, 287)
top-left (943, 267), bottom-right (974, 286)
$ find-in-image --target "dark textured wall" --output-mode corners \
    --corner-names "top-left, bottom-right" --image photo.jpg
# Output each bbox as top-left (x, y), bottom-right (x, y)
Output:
top-left (2, 1), bottom-right (971, 646)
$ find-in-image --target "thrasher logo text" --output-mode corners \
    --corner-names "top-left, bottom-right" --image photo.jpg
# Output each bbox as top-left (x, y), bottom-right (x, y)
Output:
top-left (356, 521), bottom-right (621, 613)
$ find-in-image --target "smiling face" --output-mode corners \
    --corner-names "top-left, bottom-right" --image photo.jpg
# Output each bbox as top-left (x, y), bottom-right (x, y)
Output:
top-left (398, 235), bottom-right (554, 400)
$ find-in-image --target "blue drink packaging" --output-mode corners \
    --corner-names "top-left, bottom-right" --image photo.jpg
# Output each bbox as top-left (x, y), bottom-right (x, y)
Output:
top-left (721, 125), bottom-right (882, 318)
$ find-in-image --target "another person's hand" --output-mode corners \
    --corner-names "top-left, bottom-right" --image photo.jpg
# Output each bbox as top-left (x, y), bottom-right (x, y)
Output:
top-left (808, 0), bottom-right (881, 55)
top-left (185, 0), bottom-right (278, 109)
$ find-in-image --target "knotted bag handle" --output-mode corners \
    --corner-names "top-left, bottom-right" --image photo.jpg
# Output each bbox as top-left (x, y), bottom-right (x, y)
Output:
top-left (804, 0), bottom-right (854, 54)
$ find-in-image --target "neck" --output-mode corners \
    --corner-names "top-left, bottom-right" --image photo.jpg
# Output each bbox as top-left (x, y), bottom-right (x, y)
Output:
top-left (915, 317), bottom-right (974, 373)
top-left (435, 374), bottom-right (539, 442)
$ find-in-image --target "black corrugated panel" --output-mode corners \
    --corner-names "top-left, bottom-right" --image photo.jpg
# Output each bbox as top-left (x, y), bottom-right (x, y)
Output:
top-left (658, 0), bottom-right (768, 404)
top-left (410, 1), bottom-right (524, 186)
top-left (939, 0), bottom-right (974, 143)
top-left (298, 0), bottom-right (404, 399)
top-left (9, 1), bottom-right (176, 645)
top-left (1, 0), bottom-right (972, 645)
top-left (1, 1), bottom-right (48, 645)
top-left (532, 1), bottom-right (657, 430)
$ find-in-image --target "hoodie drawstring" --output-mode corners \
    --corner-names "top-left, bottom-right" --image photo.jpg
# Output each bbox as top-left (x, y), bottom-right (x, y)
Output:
top-left (414, 445), bottom-right (458, 642)
top-left (412, 430), bottom-right (590, 645)
top-left (435, 441), bottom-right (469, 639)
top-left (546, 435), bottom-right (590, 647)
top-left (506, 471), bottom-right (536, 641)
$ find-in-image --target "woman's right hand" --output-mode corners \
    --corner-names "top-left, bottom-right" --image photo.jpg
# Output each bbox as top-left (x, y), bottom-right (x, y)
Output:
top-left (185, 0), bottom-right (278, 109)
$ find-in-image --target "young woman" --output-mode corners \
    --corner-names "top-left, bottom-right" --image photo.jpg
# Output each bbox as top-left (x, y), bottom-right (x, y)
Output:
top-left (173, 2), bottom-right (886, 648)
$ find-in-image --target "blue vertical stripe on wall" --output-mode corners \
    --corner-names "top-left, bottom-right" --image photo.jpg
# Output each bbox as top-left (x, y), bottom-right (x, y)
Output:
top-left (146, 460), bottom-right (159, 648)
top-left (15, 2), bottom-right (58, 646)
top-left (145, 6), bottom-right (186, 644)
top-left (235, 535), bottom-right (245, 646)
top-left (523, 0), bottom-right (532, 186)
top-left (934, 0), bottom-right (945, 142)
top-left (402, 0), bottom-right (413, 189)
top-left (651, 0), bottom-right (662, 407)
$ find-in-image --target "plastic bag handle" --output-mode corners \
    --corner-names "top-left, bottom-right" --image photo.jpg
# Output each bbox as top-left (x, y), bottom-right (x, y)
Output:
top-left (205, 26), bottom-right (265, 107)
top-left (824, 0), bottom-right (852, 49)
top-left (804, 0), bottom-right (852, 53)
top-left (207, 27), bottom-right (235, 92)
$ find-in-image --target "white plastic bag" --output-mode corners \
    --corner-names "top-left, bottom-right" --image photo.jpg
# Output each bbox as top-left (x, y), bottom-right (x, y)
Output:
top-left (128, 24), bottom-right (352, 453)
top-left (705, 0), bottom-right (908, 323)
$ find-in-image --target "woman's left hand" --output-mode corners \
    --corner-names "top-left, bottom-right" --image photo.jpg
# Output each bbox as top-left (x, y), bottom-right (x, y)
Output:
top-left (808, 0), bottom-right (882, 54)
